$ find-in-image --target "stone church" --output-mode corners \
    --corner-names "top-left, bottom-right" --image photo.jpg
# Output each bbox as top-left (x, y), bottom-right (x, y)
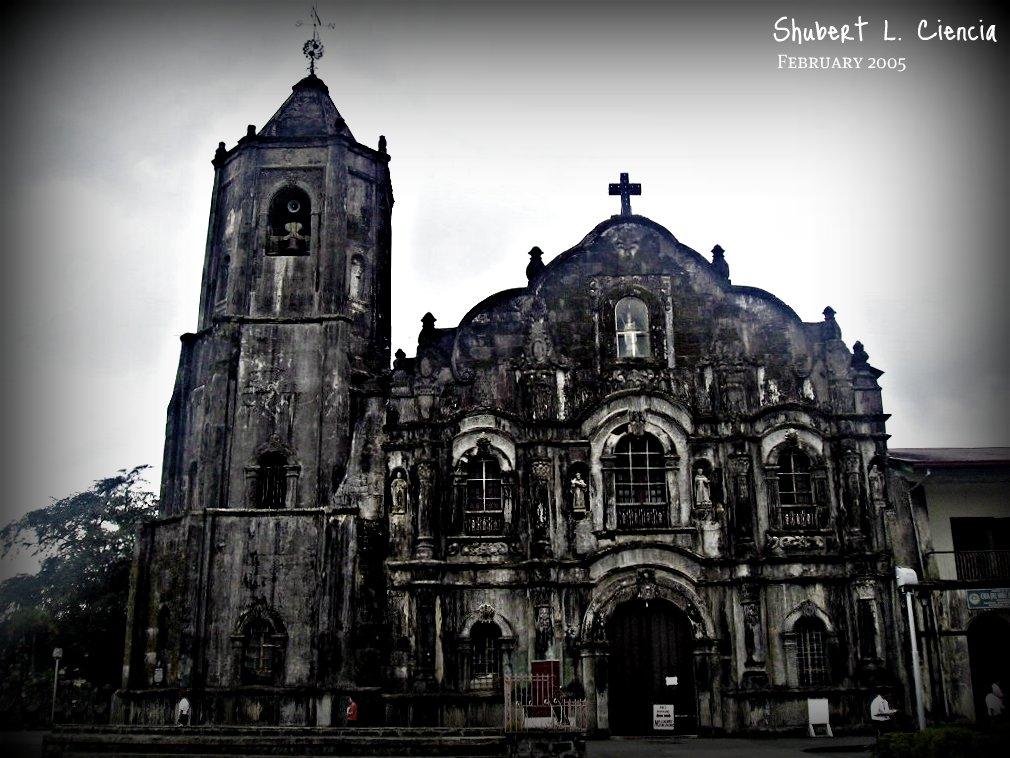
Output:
top-left (115, 70), bottom-right (915, 735)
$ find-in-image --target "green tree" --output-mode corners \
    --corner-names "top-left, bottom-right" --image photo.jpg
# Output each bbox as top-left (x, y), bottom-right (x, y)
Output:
top-left (0, 466), bottom-right (158, 726)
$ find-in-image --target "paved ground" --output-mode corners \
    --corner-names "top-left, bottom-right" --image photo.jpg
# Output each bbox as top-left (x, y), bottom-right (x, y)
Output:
top-left (587, 735), bottom-right (871, 757)
top-left (1, 730), bottom-right (873, 758)
top-left (1, 731), bottom-right (44, 758)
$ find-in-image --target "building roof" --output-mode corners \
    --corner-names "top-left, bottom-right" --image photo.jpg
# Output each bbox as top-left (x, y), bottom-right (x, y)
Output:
top-left (259, 75), bottom-right (354, 140)
top-left (888, 447), bottom-right (1010, 468)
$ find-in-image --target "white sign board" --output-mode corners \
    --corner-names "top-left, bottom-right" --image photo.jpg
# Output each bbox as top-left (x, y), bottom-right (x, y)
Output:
top-left (653, 704), bottom-right (675, 731)
top-left (665, 676), bottom-right (678, 686)
top-left (807, 697), bottom-right (833, 737)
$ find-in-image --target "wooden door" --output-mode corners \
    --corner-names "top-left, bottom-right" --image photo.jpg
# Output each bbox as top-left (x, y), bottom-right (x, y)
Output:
top-left (607, 598), bottom-right (696, 734)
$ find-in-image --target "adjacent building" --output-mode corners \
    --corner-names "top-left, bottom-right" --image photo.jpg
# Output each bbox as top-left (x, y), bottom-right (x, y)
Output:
top-left (888, 448), bottom-right (1010, 725)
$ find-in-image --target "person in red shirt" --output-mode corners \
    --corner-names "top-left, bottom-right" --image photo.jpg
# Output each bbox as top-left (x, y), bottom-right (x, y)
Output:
top-left (346, 697), bottom-right (359, 724)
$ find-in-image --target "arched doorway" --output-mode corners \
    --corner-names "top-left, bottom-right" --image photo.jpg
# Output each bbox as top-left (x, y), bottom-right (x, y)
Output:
top-left (607, 597), bottom-right (697, 735)
top-left (967, 613), bottom-right (1010, 723)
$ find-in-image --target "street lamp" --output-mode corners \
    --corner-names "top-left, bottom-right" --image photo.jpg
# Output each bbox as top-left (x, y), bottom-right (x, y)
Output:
top-left (895, 567), bottom-right (926, 731)
top-left (51, 647), bottom-right (63, 726)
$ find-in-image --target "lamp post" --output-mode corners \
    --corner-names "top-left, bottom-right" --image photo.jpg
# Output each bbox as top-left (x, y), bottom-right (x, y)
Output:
top-left (895, 567), bottom-right (926, 731)
top-left (51, 647), bottom-right (63, 726)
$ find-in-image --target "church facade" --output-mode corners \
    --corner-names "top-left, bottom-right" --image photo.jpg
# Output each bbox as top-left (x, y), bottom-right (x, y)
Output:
top-left (115, 72), bottom-right (917, 735)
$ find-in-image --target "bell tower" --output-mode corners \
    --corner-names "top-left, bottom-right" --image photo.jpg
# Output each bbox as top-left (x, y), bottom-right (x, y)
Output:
top-left (160, 67), bottom-right (392, 515)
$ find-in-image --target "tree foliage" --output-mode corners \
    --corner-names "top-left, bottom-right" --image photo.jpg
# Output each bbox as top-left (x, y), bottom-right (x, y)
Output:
top-left (0, 466), bottom-right (158, 726)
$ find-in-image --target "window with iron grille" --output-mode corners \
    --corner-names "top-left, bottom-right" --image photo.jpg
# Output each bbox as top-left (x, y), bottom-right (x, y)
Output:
top-left (776, 449), bottom-right (818, 530)
top-left (470, 622), bottom-right (502, 685)
top-left (465, 454), bottom-right (504, 535)
top-left (613, 433), bottom-right (668, 529)
top-left (795, 616), bottom-right (830, 686)
top-left (241, 617), bottom-right (282, 684)
top-left (615, 297), bottom-right (651, 359)
top-left (254, 451), bottom-right (288, 509)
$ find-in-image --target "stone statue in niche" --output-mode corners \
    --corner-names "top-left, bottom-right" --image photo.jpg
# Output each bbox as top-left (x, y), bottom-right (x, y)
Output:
top-left (801, 376), bottom-right (815, 402)
top-left (762, 378), bottom-right (781, 405)
top-left (743, 603), bottom-right (761, 664)
top-left (534, 605), bottom-right (553, 658)
top-left (693, 468), bottom-right (712, 507)
top-left (348, 256), bottom-right (364, 300)
top-left (390, 470), bottom-right (409, 515)
top-left (569, 471), bottom-right (589, 516)
top-left (741, 585), bottom-right (765, 665)
top-left (868, 464), bottom-right (886, 503)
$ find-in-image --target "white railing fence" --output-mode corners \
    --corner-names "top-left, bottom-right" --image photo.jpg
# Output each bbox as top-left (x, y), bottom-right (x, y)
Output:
top-left (504, 674), bottom-right (589, 732)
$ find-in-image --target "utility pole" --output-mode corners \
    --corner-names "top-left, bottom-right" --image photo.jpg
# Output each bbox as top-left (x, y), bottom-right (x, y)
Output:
top-left (51, 647), bottom-right (63, 726)
top-left (896, 567), bottom-right (926, 731)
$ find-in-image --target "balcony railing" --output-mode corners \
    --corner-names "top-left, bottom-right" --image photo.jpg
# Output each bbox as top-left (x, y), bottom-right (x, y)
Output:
top-left (616, 503), bottom-right (669, 530)
top-left (927, 550), bottom-right (1010, 582)
top-left (774, 504), bottom-right (824, 531)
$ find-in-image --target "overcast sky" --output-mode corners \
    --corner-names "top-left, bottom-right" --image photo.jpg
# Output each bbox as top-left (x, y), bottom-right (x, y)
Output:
top-left (1, 0), bottom-right (1007, 562)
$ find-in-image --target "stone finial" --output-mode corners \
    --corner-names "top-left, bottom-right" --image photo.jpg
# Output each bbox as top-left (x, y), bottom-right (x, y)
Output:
top-left (213, 141), bottom-right (227, 167)
top-left (526, 246), bottom-right (546, 282)
top-left (821, 306), bottom-right (841, 340)
top-left (246, 124), bottom-right (256, 137)
top-left (851, 341), bottom-right (869, 367)
top-left (419, 313), bottom-right (436, 345)
top-left (393, 348), bottom-right (407, 370)
top-left (378, 135), bottom-right (387, 154)
top-left (711, 244), bottom-right (730, 281)
top-left (335, 117), bottom-right (346, 131)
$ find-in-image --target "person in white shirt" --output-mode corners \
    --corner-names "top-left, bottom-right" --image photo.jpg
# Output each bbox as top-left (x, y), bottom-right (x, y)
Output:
top-left (870, 694), bottom-right (898, 739)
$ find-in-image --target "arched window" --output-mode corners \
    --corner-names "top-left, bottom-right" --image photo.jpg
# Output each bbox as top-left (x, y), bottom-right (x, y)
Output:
top-left (794, 616), bottom-right (830, 686)
top-left (254, 451), bottom-right (288, 509)
top-left (470, 621), bottom-right (503, 688)
top-left (241, 615), bottom-right (284, 685)
top-left (465, 453), bottom-right (504, 535)
top-left (614, 433), bottom-right (668, 529)
top-left (775, 449), bottom-right (819, 530)
top-left (615, 297), bottom-right (651, 359)
top-left (266, 187), bottom-right (311, 256)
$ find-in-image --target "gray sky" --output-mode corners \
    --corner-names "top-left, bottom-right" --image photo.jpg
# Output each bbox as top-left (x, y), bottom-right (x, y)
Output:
top-left (2, 0), bottom-right (1008, 565)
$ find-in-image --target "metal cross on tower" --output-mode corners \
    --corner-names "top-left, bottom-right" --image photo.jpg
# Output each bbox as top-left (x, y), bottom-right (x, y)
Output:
top-left (608, 172), bottom-right (641, 217)
top-left (298, 4), bottom-right (335, 75)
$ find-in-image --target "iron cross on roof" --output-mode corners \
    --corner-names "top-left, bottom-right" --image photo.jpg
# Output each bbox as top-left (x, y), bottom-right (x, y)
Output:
top-left (608, 172), bottom-right (641, 216)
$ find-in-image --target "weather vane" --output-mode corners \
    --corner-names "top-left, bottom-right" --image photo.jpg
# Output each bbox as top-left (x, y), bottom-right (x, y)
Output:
top-left (297, 4), bottom-right (335, 75)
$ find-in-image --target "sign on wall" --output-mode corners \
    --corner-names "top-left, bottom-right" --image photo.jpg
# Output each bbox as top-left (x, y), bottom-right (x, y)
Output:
top-left (653, 704), bottom-right (675, 731)
top-left (966, 589), bottom-right (1010, 610)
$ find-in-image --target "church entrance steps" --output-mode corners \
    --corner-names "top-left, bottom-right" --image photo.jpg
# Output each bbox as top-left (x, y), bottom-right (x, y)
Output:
top-left (43, 726), bottom-right (510, 757)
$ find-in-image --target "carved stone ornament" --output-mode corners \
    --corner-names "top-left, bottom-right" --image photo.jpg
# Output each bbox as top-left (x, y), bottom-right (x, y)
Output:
top-left (478, 603), bottom-right (496, 621)
top-left (627, 411), bottom-right (646, 438)
top-left (767, 534), bottom-right (827, 555)
top-left (799, 600), bottom-right (818, 618)
top-left (461, 541), bottom-right (511, 557)
top-left (603, 225), bottom-right (646, 261)
top-left (636, 569), bottom-right (658, 601)
top-left (524, 318), bottom-right (555, 365)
